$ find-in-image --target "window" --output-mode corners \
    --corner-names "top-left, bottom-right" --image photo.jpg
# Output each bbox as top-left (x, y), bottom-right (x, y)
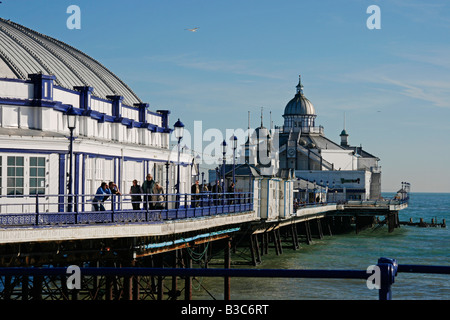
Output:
top-left (7, 156), bottom-right (24, 195)
top-left (30, 157), bottom-right (46, 195)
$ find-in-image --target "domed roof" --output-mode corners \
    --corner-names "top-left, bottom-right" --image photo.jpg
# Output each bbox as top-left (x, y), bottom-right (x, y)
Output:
top-left (0, 18), bottom-right (141, 106)
top-left (283, 76), bottom-right (316, 116)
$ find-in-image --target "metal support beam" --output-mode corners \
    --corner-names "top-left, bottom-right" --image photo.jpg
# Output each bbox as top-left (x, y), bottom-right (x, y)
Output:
top-left (184, 248), bottom-right (192, 300)
top-left (224, 237), bottom-right (231, 300)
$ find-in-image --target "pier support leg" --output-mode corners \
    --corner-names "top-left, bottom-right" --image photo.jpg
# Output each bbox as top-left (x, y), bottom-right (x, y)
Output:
top-left (157, 255), bottom-right (164, 300)
top-left (123, 260), bottom-right (133, 300)
top-left (387, 212), bottom-right (399, 233)
top-left (22, 275), bottom-right (29, 301)
top-left (105, 271), bottom-right (113, 300)
top-left (273, 230), bottom-right (281, 255)
top-left (291, 223), bottom-right (299, 250)
top-left (132, 258), bottom-right (139, 301)
top-left (32, 275), bottom-right (42, 301)
top-left (277, 228), bottom-right (283, 254)
top-left (264, 232), bottom-right (269, 255)
top-left (326, 217), bottom-right (333, 236)
top-left (304, 221), bottom-right (312, 245)
top-left (184, 249), bottom-right (192, 301)
top-left (317, 219), bottom-right (324, 239)
top-left (260, 232), bottom-right (266, 257)
top-left (249, 234), bottom-right (257, 266)
top-left (224, 237), bottom-right (231, 300)
top-left (170, 250), bottom-right (178, 300)
top-left (254, 234), bottom-right (261, 264)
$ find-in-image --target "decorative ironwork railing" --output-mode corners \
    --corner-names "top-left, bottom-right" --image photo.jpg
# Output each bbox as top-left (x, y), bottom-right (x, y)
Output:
top-left (0, 191), bottom-right (253, 227)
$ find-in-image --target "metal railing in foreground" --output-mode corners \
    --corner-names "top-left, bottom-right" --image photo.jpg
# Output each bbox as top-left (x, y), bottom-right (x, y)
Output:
top-left (0, 258), bottom-right (448, 300)
top-left (0, 191), bottom-right (253, 227)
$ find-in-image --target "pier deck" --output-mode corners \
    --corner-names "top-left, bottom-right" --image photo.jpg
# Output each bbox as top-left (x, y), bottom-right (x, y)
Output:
top-left (0, 196), bottom-right (409, 245)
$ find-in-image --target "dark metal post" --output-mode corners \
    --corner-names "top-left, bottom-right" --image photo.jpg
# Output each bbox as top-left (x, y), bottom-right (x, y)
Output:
top-left (224, 237), bottom-right (231, 300)
top-left (222, 155), bottom-right (226, 205)
top-left (165, 161), bottom-right (170, 218)
top-left (176, 137), bottom-right (181, 209)
top-left (377, 257), bottom-right (398, 300)
top-left (171, 250), bottom-right (178, 300)
top-left (67, 127), bottom-right (74, 212)
top-left (185, 249), bottom-right (192, 300)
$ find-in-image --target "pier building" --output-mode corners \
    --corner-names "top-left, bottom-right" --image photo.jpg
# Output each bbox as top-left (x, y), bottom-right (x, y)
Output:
top-left (241, 76), bottom-right (382, 202)
top-left (280, 76), bottom-right (382, 202)
top-left (0, 17), bottom-right (193, 213)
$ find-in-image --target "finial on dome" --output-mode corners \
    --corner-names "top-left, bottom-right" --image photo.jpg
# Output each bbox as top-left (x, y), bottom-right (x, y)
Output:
top-left (296, 74), bottom-right (304, 95)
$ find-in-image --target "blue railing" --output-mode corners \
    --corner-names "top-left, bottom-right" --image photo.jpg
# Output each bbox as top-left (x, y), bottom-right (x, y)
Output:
top-left (0, 258), bottom-right (448, 300)
top-left (0, 191), bottom-right (253, 227)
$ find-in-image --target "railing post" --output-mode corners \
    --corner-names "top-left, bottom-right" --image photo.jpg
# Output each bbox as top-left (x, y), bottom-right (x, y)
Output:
top-left (111, 194), bottom-right (115, 223)
top-left (377, 257), bottom-right (398, 300)
top-left (35, 194), bottom-right (39, 226)
top-left (74, 194), bottom-right (78, 224)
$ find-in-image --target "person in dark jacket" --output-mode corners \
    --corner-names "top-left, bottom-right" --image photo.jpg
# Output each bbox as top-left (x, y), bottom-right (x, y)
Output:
top-left (130, 179), bottom-right (142, 210)
top-left (212, 180), bottom-right (223, 205)
top-left (142, 174), bottom-right (155, 210)
top-left (191, 180), bottom-right (201, 207)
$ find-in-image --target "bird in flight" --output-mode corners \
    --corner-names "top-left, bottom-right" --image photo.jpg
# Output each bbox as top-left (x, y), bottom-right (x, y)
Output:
top-left (185, 27), bottom-right (199, 32)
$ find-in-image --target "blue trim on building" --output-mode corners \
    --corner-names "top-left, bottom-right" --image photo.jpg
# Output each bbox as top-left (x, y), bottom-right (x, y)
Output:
top-left (0, 75), bottom-right (169, 133)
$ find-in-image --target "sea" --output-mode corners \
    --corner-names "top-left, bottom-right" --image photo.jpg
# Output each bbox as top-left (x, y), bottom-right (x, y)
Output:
top-left (191, 192), bottom-right (449, 300)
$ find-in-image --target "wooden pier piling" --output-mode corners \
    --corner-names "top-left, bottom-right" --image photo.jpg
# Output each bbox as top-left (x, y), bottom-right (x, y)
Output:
top-left (399, 217), bottom-right (447, 228)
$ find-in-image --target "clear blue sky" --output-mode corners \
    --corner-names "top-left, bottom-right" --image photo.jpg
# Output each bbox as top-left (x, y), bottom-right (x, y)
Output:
top-left (2, 0), bottom-right (450, 192)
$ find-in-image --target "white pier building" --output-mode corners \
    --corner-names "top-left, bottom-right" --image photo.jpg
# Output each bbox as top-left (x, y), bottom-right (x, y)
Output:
top-left (0, 18), bottom-right (192, 212)
top-left (241, 76), bottom-right (382, 203)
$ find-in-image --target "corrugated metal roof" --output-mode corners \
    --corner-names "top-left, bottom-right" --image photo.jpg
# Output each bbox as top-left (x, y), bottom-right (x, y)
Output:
top-left (0, 18), bottom-right (142, 106)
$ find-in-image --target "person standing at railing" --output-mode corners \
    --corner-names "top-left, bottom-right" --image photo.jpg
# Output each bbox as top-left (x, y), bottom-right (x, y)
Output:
top-left (152, 182), bottom-right (165, 209)
top-left (212, 180), bottom-right (222, 205)
top-left (108, 181), bottom-right (121, 211)
top-left (130, 179), bottom-right (143, 210)
top-left (191, 180), bottom-right (201, 207)
top-left (142, 174), bottom-right (155, 210)
top-left (93, 182), bottom-right (111, 211)
top-left (201, 181), bottom-right (209, 207)
top-left (227, 182), bottom-right (235, 204)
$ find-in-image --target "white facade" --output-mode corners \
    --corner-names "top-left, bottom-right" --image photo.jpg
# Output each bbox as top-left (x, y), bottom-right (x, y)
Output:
top-left (296, 170), bottom-right (373, 201)
top-left (0, 76), bottom-right (192, 213)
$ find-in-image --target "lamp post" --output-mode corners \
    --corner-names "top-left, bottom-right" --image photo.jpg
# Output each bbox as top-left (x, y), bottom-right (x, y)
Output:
top-left (66, 108), bottom-right (77, 212)
top-left (230, 135), bottom-right (237, 185)
top-left (221, 140), bottom-right (227, 201)
top-left (165, 160), bottom-right (170, 211)
top-left (174, 119), bottom-right (184, 209)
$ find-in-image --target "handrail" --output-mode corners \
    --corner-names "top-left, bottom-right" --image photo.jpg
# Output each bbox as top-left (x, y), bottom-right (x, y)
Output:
top-left (0, 191), bottom-right (254, 227)
top-left (0, 257), bottom-right (448, 300)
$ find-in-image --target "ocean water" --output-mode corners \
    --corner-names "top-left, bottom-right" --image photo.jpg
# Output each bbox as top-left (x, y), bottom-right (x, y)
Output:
top-left (192, 193), bottom-right (450, 300)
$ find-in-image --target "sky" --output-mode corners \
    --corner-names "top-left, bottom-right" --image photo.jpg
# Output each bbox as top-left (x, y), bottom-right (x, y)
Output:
top-left (1, 0), bottom-right (450, 193)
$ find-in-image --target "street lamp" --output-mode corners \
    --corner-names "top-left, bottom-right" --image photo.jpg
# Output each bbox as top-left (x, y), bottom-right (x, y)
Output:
top-left (230, 135), bottom-right (237, 185)
top-left (221, 140), bottom-right (227, 201)
top-left (174, 119), bottom-right (184, 209)
top-left (66, 108), bottom-right (77, 212)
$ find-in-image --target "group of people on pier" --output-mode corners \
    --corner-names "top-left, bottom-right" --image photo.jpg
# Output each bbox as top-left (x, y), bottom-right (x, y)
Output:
top-left (92, 175), bottom-right (237, 212)
top-left (190, 179), bottom-right (236, 207)
top-left (92, 174), bottom-right (164, 211)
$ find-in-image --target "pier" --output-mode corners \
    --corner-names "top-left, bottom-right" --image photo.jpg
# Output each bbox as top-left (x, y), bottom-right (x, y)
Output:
top-left (0, 180), bottom-right (419, 300)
